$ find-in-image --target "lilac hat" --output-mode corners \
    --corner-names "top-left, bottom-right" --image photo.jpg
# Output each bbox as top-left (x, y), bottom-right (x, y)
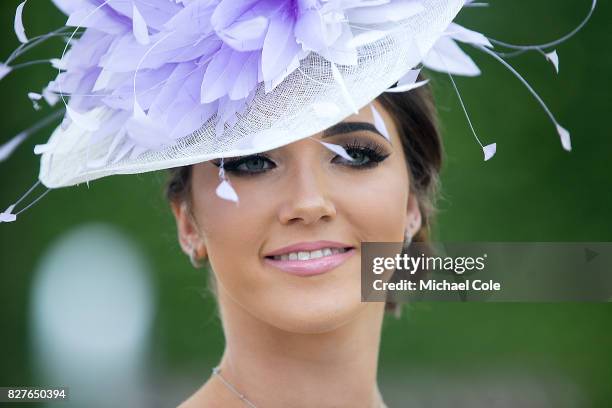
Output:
top-left (0, 0), bottom-right (596, 220)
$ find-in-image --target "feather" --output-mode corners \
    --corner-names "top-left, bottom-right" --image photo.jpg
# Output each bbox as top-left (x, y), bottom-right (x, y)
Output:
top-left (370, 104), bottom-right (390, 142)
top-left (319, 140), bottom-right (355, 161)
top-left (28, 92), bottom-right (42, 101)
top-left (331, 62), bottom-right (358, 114)
top-left (0, 205), bottom-right (17, 223)
top-left (66, 106), bottom-right (101, 131)
top-left (477, 45), bottom-right (571, 151)
top-left (424, 37), bottom-right (481, 77)
top-left (216, 179), bottom-right (239, 203)
top-left (229, 52), bottom-right (259, 100)
top-left (50, 58), bottom-right (67, 70)
top-left (15, 1), bottom-right (28, 44)
top-left (556, 124), bottom-right (571, 152)
top-left (386, 79), bottom-right (429, 93)
top-left (218, 16), bottom-right (269, 51)
top-left (483, 143), bottom-right (496, 161)
top-left (0, 132), bottom-right (27, 162)
top-left (132, 4), bottom-right (150, 45)
top-left (42, 87), bottom-right (60, 106)
top-left (261, 10), bottom-right (300, 83)
top-left (545, 50), bottom-right (559, 74)
top-left (34, 142), bottom-right (54, 154)
top-left (447, 23), bottom-right (492, 48)
top-left (28, 92), bottom-right (42, 110)
top-left (0, 64), bottom-right (12, 81)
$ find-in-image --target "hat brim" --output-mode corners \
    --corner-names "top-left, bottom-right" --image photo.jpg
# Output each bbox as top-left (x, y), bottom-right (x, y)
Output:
top-left (39, 0), bottom-right (463, 188)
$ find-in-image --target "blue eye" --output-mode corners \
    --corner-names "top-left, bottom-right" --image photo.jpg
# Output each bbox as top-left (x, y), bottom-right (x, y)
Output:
top-left (332, 140), bottom-right (390, 168)
top-left (214, 154), bottom-right (275, 175)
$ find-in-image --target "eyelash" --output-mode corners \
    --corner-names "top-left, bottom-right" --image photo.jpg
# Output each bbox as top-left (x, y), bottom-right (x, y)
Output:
top-left (212, 138), bottom-right (391, 176)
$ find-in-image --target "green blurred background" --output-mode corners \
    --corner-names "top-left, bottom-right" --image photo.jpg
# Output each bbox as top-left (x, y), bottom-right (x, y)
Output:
top-left (1, 1), bottom-right (611, 407)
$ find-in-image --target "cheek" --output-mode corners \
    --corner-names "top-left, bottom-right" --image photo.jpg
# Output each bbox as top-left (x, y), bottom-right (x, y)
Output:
top-left (333, 163), bottom-right (409, 243)
top-left (191, 174), bottom-right (273, 295)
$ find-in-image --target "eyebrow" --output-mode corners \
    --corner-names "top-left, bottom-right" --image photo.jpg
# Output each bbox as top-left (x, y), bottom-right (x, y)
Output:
top-left (322, 121), bottom-right (387, 141)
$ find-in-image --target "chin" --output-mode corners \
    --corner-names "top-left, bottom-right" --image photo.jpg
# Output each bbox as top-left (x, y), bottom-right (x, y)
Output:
top-left (260, 295), bottom-right (368, 335)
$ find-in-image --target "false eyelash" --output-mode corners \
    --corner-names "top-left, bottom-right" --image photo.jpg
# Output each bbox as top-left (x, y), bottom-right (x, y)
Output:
top-left (211, 153), bottom-right (275, 175)
top-left (335, 138), bottom-right (391, 167)
top-left (211, 138), bottom-right (391, 176)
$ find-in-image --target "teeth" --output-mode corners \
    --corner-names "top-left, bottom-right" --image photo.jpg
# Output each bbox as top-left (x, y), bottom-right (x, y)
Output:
top-left (271, 247), bottom-right (349, 261)
top-left (310, 250), bottom-right (323, 259)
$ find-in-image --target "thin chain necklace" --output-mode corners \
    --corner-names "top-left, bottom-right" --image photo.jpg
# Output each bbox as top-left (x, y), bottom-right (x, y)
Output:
top-left (211, 366), bottom-right (388, 408)
top-left (212, 366), bottom-right (258, 408)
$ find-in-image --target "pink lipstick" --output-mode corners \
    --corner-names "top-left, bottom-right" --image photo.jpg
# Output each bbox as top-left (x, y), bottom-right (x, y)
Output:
top-left (263, 240), bottom-right (356, 277)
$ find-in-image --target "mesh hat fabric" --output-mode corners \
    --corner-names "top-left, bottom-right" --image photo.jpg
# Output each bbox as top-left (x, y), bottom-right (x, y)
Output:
top-left (38, 0), bottom-right (464, 188)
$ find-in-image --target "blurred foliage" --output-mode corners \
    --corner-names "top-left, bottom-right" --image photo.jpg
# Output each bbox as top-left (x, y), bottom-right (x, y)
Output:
top-left (1, 0), bottom-right (611, 406)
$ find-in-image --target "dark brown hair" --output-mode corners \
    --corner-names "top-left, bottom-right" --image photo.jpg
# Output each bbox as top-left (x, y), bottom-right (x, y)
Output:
top-left (166, 79), bottom-right (443, 317)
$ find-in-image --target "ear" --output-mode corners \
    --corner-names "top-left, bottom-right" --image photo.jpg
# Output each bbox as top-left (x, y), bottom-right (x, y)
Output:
top-left (405, 190), bottom-right (422, 238)
top-left (170, 200), bottom-right (207, 260)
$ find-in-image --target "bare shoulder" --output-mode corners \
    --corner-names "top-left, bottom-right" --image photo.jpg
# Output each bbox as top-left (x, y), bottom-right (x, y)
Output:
top-left (176, 377), bottom-right (235, 408)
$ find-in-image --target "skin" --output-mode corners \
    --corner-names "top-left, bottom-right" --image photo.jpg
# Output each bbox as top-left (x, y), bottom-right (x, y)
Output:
top-left (172, 100), bottom-right (422, 408)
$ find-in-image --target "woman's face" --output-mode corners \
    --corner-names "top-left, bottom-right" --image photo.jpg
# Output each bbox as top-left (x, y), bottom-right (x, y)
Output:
top-left (173, 101), bottom-right (421, 334)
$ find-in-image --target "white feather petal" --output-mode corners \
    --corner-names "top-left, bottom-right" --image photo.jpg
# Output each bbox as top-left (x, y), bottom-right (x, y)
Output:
top-left (545, 50), bottom-right (560, 74)
top-left (216, 179), bottom-right (239, 203)
top-left (386, 79), bottom-right (429, 93)
top-left (331, 62), bottom-right (358, 114)
top-left (370, 104), bottom-right (390, 142)
top-left (556, 124), bottom-right (571, 151)
top-left (28, 92), bottom-right (42, 101)
top-left (66, 106), bottom-right (101, 132)
top-left (15, 1), bottom-right (28, 44)
top-left (0, 204), bottom-right (17, 223)
top-left (483, 143), bottom-right (496, 161)
top-left (0, 64), bottom-right (12, 81)
top-left (320, 141), bottom-right (355, 161)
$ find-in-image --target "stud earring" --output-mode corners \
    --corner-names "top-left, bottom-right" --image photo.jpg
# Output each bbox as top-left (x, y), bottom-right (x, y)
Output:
top-left (189, 245), bottom-right (203, 269)
top-left (405, 229), bottom-right (412, 246)
top-left (405, 221), bottom-right (417, 246)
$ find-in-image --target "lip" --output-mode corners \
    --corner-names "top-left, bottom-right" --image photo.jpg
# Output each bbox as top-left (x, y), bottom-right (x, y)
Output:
top-left (263, 240), bottom-right (356, 277)
top-left (264, 247), bottom-right (356, 277)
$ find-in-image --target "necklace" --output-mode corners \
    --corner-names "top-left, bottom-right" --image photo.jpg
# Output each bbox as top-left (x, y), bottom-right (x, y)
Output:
top-left (212, 366), bottom-right (258, 408)
top-left (211, 366), bottom-right (388, 408)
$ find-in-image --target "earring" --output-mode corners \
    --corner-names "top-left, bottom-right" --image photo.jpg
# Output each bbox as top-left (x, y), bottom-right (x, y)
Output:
top-left (405, 221), bottom-right (416, 246)
top-left (189, 245), bottom-right (203, 269)
top-left (404, 230), bottom-right (412, 246)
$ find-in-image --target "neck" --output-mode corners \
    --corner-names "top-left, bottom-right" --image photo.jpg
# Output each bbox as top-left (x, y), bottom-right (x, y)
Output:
top-left (213, 287), bottom-right (387, 408)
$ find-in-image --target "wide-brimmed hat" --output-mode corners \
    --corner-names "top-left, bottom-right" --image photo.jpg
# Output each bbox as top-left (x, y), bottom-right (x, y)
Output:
top-left (0, 0), bottom-right (596, 221)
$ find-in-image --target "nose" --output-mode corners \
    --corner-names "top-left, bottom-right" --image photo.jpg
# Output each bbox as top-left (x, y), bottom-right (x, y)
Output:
top-left (277, 163), bottom-right (337, 225)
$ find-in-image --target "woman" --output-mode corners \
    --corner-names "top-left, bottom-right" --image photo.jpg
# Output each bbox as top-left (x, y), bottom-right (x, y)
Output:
top-left (1, 0), bottom-right (592, 406)
top-left (167, 89), bottom-right (439, 407)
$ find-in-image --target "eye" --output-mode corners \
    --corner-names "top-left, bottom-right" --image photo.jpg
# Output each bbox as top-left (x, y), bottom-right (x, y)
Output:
top-left (345, 148), bottom-right (370, 165)
top-left (213, 154), bottom-right (276, 175)
top-left (332, 139), bottom-right (391, 168)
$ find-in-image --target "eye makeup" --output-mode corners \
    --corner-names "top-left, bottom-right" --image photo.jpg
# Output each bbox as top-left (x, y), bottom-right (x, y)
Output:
top-left (211, 126), bottom-right (392, 176)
